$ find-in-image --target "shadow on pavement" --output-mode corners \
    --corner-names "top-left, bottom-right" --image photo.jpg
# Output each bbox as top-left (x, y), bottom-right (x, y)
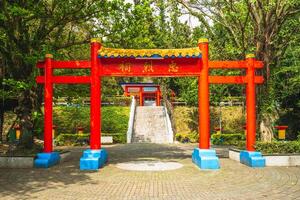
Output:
top-left (0, 148), bottom-right (97, 199)
top-left (105, 143), bottom-right (194, 164)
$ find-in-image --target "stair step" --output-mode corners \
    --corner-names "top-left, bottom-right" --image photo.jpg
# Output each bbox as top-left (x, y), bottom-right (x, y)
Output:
top-left (132, 106), bottom-right (171, 144)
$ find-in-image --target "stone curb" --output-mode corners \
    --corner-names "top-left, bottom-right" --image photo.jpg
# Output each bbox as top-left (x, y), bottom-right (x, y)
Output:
top-left (0, 151), bottom-right (71, 168)
top-left (229, 148), bottom-right (300, 166)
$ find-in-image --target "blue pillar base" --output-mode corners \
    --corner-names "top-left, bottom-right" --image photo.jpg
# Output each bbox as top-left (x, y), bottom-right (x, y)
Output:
top-left (240, 150), bottom-right (265, 168)
top-left (192, 148), bottom-right (220, 170)
top-left (80, 149), bottom-right (108, 170)
top-left (34, 152), bottom-right (60, 168)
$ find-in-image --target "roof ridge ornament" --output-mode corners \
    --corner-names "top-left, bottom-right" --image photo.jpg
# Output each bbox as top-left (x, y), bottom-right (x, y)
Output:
top-left (198, 38), bottom-right (209, 43)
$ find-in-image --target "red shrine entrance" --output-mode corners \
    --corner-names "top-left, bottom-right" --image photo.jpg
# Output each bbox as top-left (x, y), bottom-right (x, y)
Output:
top-left (121, 83), bottom-right (161, 106)
top-left (34, 38), bottom-right (266, 170)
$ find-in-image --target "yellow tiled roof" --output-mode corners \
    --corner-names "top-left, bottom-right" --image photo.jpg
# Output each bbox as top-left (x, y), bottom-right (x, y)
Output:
top-left (98, 47), bottom-right (201, 58)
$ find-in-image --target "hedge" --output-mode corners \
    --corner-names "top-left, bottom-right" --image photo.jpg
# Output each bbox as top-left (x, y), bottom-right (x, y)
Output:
top-left (231, 141), bottom-right (300, 154)
top-left (52, 106), bottom-right (130, 135)
top-left (55, 134), bottom-right (90, 146)
top-left (55, 133), bottom-right (126, 146)
top-left (175, 132), bottom-right (198, 143)
top-left (211, 133), bottom-right (245, 145)
top-left (255, 141), bottom-right (300, 154)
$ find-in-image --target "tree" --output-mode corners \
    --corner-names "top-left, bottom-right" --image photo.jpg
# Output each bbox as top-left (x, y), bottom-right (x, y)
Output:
top-left (178, 0), bottom-right (300, 141)
top-left (0, 0), bottom-right (129, 144)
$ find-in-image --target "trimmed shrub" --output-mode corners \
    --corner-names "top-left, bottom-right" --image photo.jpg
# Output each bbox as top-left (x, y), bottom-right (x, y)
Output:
top-left (231, 141), bottom-right (300, 154)
top-left (101, 107), bottom-right (130, 134)
top-left (55, 133), bottom-right (89, 146)
top-left (55, 133), bottom-right (126, 146)
top-left (52, 106), bottom-right (129, 135)
top-left (175, 132), bottom-right (198, 143)
top-left (255, 141), bottom-right (300, 154)
top-left (102, 96), bottom-right (131, 106)
top-left (211, 133), bottom-right (245, 145)
top-left (108, 133), bottom-right (126, 144)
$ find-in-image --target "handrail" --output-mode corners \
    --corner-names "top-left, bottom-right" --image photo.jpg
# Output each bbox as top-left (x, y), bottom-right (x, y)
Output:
top-left (126, 96), bottom-right (136, 143)
top-left (163, 104), bottom-right (174, 143)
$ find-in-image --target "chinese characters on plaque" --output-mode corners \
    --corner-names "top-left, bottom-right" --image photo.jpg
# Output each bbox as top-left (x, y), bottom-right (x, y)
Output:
top-left (118, 61), bottom-right (180, 74)
top-left (119, 62), bottom-right (132, 73)
top-left (168, 61), bottom-right (179, 73)
top-left (142, 61), bottom-right (154, 73)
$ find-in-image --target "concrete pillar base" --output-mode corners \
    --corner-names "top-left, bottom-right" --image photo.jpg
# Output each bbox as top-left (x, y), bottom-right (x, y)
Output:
top-left (80, 149), bottom-right (108, 170)
top-left (240, 150), bottom-right (265, 168)
top-left (192, 148), bottom-right (220, 170)
top-left (34, 152), bottom-right (60, 168)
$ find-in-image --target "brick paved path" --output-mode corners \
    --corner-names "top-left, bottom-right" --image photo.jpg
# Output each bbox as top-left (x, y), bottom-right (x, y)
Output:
top-left (0, 143), bottom-right (300, 200)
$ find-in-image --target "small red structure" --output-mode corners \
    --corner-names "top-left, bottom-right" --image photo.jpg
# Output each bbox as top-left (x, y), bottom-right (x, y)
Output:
top-left (52, 125), bottom-right (57, 138)
top-left (121, 83), bottom-right (161, 106)
top-left (214, 127), bottom-right (222, 134)
top-left (35, 38), bottom-right (265, 169)
top-left (14, 124), bottom-right (21, 140)
top-left (77, 126), bottom-right (84, 136)
top-left (275, 125), bottom-right (288, 140)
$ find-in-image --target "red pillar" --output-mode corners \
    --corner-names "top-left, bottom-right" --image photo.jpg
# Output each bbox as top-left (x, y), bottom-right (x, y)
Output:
top-left (198, 38), bottom-right (210, 149)
top-left (156, 88), bottom-right (160, 106)
top-left (124, 86), bottom-right (129, 97)
top-left (44, 54), bottom-right (53, 153)
top-left (139, 87), bottom-right (143, 106)
top-left (246, 54), bottom-right (256, 151)
top-left (90, 38), bottom-right (101, 150)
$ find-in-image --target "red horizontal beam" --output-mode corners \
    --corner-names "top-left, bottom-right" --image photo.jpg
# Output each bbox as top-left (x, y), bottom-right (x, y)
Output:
top-left (101, 57), bottom-right (200, 77)
top-left (36, 75), bottom-right (263, 85)
top-left (209, 76), bottom-right (264, 84)
top-left (208, 61), bottom-right (263, 69)
top-left (36, 59), bottom-right (263, 71)
top-left (36, 60), bottom-right (90, 69)
top-left (36, 61), bottom-right (45, 68)
top-left (36, 76), bottom-right (90, 84)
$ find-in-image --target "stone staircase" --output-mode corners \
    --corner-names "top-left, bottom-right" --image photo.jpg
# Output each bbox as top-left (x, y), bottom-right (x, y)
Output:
top-left (132, 106), bottom-right (171, 143)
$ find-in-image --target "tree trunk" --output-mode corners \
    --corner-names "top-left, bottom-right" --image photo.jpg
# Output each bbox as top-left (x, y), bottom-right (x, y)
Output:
top-left (16, 89), bottom-right (36, 148)
top-left (260, 117), bottom-right (273, 142)
top-left (0, 107), bottom-right (3, 142)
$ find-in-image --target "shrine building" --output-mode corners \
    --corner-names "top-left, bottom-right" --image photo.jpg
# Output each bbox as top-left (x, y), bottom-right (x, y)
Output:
top-left (120, 83), bottom-right (161, 106)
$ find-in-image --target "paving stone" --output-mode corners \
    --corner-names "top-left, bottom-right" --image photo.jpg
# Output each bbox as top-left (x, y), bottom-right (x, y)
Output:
top-left (0, 143), bottom-right (299, 200)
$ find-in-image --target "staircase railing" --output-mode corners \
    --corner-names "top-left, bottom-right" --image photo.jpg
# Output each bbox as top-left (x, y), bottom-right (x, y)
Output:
top-left (126, 96), bottom-right (136, 143)
top-left (163, 98), bottom-right (176, 143)
top-left (163, 104), bottom-right (173, 143)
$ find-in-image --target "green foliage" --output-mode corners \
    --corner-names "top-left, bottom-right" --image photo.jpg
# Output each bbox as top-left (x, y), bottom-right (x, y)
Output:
top-left (109, 133), bottom-right (126, 144)
top-left (101, 107), bottom-right (130, 134)
top-left (272, 41), bottom-right (300, 139)
top-left (55, 133), bottom-right (126, 146)
top-left (1, 79), bottom-right (32, 98)
top-left (1, 0), bottom-right (300, 146)
top-left (175, 132), bottom-right (198, 143)
top-left (32, 111), bottom-right (43, 137)
top-left (55, 134), bottom-right (89, 146)
top-left (102, 96), bottom-right (132, 106)
top-left (174, 106), bottom-right (246, 135)
top-left (52, 106), bottom-right (129, 135)
top-left (211, 133), bottom-right (245, 145)
top-left (20, 128), bottom-right (33, 149)
top-left (231, 140), bottom-right (300, 154)
top-left (255, 141), bottom-right (300, 154)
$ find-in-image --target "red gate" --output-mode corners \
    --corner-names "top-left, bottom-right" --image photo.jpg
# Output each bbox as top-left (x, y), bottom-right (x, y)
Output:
top-left (35, 38), bottom-right (265, 169)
